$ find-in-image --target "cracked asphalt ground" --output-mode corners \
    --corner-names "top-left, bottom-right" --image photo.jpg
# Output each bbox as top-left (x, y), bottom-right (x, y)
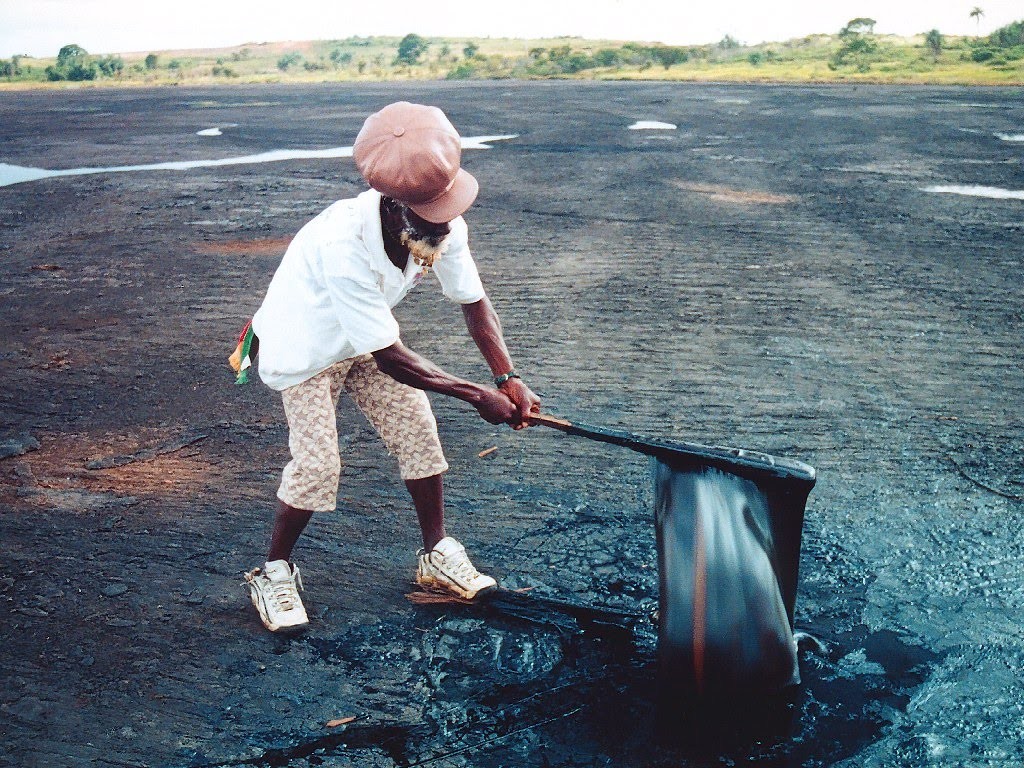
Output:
top-left (1, 81), bottom-right (1022, 767)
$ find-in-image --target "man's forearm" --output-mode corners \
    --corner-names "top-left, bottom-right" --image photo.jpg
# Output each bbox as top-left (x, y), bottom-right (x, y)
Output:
top-left (462, 296), bottom-right (515, 377)
top-left (372, 341), bottom-right (487, 405)
top-left (460, 295), bottom-right (541, 427)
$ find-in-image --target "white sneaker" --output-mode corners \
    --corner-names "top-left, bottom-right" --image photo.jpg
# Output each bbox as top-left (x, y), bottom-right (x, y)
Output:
top-left (416, 536), bottom-right (497, 599)
top-left (244, 559), bottom-right (309, 632)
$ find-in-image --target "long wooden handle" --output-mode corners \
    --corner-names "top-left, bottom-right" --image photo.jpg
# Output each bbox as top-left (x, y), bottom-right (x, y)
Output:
top-left (527, 413), bottom-right (816, 485)
top-left (527, 412), bottom-right (641, 448)
top-left (526, 413), bottom-right (573, 430)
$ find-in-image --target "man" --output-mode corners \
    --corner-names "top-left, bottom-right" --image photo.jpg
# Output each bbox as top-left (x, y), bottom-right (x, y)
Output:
top-left (241, 101), bottom-right (540, 632)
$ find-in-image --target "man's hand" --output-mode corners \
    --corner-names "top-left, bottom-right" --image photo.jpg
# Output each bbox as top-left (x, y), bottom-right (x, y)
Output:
top-left (499, 377), bottom-right (541, 430)
top-left (372, 342), bottom-right (531, 430)
top-left (475, 388), bottom-right (520, 426)
top-left (461, 296), bottom-right (542, 429)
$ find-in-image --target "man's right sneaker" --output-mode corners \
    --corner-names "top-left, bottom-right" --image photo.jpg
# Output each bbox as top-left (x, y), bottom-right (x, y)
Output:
top-left (244, 559), bottom-right (309, 632)
top-left (416, 536), bottom-right (497, 599)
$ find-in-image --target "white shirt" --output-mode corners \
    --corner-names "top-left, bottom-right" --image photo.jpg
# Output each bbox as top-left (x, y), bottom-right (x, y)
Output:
top-left (252, 189), bottom-right (486, 391)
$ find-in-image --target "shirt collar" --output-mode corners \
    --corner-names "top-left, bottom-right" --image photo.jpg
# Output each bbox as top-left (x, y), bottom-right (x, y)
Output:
top-left (358, 189), bottom-right (390, 274)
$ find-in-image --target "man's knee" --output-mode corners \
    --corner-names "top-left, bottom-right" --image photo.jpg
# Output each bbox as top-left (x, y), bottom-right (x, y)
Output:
top-left (279, 451), bottom-right (342, 510)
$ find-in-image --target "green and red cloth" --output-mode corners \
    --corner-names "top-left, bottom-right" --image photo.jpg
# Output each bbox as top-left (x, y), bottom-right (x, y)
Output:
top-left (228, 320), bottom-right (258, 385)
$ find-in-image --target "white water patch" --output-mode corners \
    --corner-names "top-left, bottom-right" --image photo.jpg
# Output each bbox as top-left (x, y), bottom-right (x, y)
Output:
top-left (925, 184), bottom-right (1024, 200)
top-left (0, 135), bottom-right (518, 189)
top-left (996, 132), bottom-right (1024, 143)
top-left (0, 165), bottom-right (54, 186)
top-left (196, 123), bottom-right (238, 137)
top-left (628, 121), bottom-right (677, 130)
top-left (460, 134), bottom-right (518, 149)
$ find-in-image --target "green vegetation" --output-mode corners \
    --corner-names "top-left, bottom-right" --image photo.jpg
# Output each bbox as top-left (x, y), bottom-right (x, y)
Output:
top-left (971, 20), bottom-right (1024, 68)
top-left (2, 21), bottom-right (1022, 89)
top-left (96, 55), bottom-right (124, 77)
top-left (989, 19), bottom-right (1024, 46)
top-left (276, 52), bottom-right (303, 71)
top-left (395, 33), bottom-right (429, 65)
top-left (829, 18), bottom-right (879, 71)
top-left (44, 43), bottom-right (97, 81)
top-left (970, 7), bottom-right (985, 36)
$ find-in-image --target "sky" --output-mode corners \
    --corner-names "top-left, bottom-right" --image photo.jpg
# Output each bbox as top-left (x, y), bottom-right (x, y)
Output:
top-left (1, 0), bottom-right (1020, 58)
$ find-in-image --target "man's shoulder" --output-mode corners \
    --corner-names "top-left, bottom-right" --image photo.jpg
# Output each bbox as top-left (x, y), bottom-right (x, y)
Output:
top-left (292, 196), bottom-right (364, 247)
top-left (313, 196), bottom-right (363, 226)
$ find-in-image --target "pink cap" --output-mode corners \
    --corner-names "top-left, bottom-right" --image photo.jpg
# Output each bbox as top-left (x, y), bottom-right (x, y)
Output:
top-left (353, 101), bottom-right (479, 224)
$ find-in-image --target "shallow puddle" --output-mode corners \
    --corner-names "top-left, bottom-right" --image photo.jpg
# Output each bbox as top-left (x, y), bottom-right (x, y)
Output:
top-left (924, 184), bottom-right (1024, 200)
top-left (0, 134), bottom-right (517, 188)
top-left (629, 121), bottom-right (677, 130)
top-left (196, 123), bottom-right (238, 136)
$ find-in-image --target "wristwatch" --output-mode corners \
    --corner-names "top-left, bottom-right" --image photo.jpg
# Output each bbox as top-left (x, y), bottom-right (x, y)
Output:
top-left (494, 371), bottom-right (521, 387)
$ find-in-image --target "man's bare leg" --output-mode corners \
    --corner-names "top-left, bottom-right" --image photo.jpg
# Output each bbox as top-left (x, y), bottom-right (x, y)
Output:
top-left (246, 499), bottom-right (312, 632)
top-left (407, 472), bottom-right (495, 597)
top-left (405, 473), bottom-right (446, 551)
top-left (267, 499), bottom-right (315, 562)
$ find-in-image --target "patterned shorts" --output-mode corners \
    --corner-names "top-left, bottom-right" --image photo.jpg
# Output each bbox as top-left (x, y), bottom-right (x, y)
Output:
top-left (277, 354), bottom-right (449, 511)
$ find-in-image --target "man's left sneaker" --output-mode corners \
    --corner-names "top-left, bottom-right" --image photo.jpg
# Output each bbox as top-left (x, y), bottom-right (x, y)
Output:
top-left (244, 559), bottom-right (309, 632)
top-left (416, 536), bottom-right (497, 599)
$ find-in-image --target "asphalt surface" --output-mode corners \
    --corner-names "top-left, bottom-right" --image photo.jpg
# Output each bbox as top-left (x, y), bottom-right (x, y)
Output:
top-left (1, 81), bottom-right (1022, 767)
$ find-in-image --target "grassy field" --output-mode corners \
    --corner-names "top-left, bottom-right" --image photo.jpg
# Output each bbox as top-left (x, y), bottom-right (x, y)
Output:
top-left (2, 25), bottom-right (1023, 88)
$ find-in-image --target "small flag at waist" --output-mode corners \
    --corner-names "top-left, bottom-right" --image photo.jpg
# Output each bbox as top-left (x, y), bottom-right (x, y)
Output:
top-left (228, 320), bottom-right (258, 385)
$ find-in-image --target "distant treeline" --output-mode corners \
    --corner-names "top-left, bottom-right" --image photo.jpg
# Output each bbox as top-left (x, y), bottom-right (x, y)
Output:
top-left (989, 19), bottom-right (1024, 46)
top-left (1, 44), bottom-right (129, 81)
top-left (447, 42), bottom-right (697, 78)
top-left (3, 18), bottom-right (1023, 85)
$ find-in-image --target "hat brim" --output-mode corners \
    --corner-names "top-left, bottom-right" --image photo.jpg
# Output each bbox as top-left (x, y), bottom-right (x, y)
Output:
top-left (408, 168), bottom-right (479, 224)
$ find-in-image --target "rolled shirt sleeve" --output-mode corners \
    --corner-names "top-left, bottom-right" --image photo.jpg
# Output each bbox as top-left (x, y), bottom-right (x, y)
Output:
top-left (433, 217), bottom-right (485, 304)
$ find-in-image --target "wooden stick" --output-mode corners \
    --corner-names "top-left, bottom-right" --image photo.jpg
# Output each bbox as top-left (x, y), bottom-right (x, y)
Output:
top-left (526, 413), bottom-right (573, 429)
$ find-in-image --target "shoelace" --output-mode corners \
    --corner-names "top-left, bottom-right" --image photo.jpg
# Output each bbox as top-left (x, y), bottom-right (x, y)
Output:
top-left (269, 581), bottom-right (300, 612)
top-left (267, 570), bottom-right (303, 612)
top-left (440, 550), bottom-right (482, 582)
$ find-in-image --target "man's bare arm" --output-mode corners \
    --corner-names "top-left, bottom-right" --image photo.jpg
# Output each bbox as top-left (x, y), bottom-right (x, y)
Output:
top-left (372, 341), bottom-right (518, 425)
top-left (461, 295), bottom-right (514, 377)
top-left (462, 295), bottom-right (541, 427)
